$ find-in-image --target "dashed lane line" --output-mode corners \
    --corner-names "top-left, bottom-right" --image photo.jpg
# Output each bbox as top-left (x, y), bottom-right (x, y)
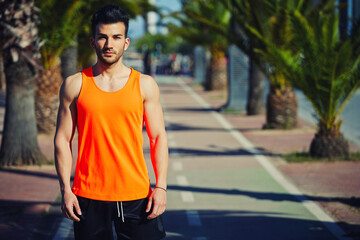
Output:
top-left (176, 175), bottom-right (189, 186)
top-left (172, 161), bottom-right (183, 171)
top-left (176, 175), bottom-right (195, 203)
top-left (53, 218), bottom-right (72, 240)
top-left (180, 191), bottom-right (195, 202)
top-left (186, 210), bottom-right (202, 226)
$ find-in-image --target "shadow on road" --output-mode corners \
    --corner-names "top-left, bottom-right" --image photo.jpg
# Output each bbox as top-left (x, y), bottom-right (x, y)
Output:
top-left (0, 168), bottom-right (74, 181)
top-left (166, 147), bottom-right (274, 158)
top-left (163, 209), bottom-right (359, 240)
top-left (153, 184), bottom-right (360, 210)
top-left (169, 147), bottom-right (253, 157)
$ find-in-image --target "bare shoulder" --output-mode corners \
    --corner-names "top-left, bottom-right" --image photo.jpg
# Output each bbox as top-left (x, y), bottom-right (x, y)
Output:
top-left (61, 72), bottom-right (82, 102)
top-left (139, 73), bottom-right (159, 100)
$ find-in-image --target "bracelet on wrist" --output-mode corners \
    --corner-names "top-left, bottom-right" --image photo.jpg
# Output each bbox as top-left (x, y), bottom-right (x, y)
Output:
top-left (154, 186), bottom-right (167, 192)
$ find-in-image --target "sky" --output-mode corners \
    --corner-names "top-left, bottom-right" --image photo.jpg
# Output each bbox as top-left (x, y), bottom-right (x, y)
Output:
top-left (128, 0), bottom-right (182, 39)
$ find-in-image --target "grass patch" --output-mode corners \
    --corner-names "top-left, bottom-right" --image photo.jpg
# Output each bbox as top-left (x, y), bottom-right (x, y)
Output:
top-left (221, 108), bottom-right (244, 114)
top-left (283, 151), bottom-right (360, 163)
top-left (39, 158), bottom-right (55, 166)
top-left (210, 94), bottom-right (226, 100)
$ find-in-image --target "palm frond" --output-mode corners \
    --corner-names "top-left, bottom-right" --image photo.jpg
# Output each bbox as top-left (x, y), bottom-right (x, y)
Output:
top-left (335, 57), bottom-right (360, 116)
top-left (169, 0), bottom-right (230, 53)
top-left (256, 6), bottom-right (360, 132)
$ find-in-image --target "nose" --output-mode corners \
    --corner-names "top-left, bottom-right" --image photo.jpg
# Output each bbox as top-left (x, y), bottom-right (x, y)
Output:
top-left (105, 38), bottom-right (113, 49)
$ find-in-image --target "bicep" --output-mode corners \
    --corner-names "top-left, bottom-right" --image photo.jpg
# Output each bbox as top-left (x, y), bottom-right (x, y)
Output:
top-left (143, 80), bottom-right (166, 140)
top-left (55, 83), bottom-right (77, 144)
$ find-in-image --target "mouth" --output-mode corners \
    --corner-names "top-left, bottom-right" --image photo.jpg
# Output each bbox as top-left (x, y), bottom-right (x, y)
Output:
top-left (103, 51), bottom-right (115, 56)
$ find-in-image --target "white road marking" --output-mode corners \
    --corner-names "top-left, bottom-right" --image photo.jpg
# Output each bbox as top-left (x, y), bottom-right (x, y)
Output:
top-left (177, 175), bottom-right (194, 202)
top-left (53, 218), bottom-right (72, 240)
top-left (168, 140), bottom-right (177, 148)
top-left (180, 191), bottom-right (195, 202)
top-left (176, 175), bottom-right (189, 186)
top-left (167, 133), bottom-right (174, 140)
top-left (173, 161), bottom-right (183, 171)
top-left (186, 210), bottom-right (202, 226)
top-left (178, 80), bottom-right (348, 240)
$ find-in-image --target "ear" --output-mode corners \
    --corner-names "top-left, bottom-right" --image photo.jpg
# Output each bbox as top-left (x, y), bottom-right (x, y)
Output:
top-left (90, 37), bottom-right (96, 50)
top-left (124, 37), bottom-right (130, 51)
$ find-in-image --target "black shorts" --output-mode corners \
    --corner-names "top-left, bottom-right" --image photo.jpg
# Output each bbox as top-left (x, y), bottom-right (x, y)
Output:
top-left (73, 196), bottom-right (166, 240)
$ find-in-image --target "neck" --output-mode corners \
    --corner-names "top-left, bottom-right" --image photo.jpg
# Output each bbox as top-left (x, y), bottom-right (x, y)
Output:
top-left (93, 58), bottom-right (127, 77)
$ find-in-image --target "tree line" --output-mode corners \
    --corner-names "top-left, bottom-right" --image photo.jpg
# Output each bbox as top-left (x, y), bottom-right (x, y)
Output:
top-left (167, 0), bottom-right (360, 159)
top-left (0, 0), bottom-right (359, 166)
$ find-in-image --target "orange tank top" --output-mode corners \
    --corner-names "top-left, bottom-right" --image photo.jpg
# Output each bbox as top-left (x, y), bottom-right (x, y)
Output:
top-left (72, 67), bottom-right (151, 201)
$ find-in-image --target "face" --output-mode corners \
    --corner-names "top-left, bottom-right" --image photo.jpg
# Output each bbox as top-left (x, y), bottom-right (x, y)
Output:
top-left (91, 22), bottom-right (130, 66)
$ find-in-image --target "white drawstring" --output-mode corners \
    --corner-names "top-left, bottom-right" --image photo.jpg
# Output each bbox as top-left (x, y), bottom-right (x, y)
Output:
top-left (120, 202), bottom-right (124, 222)
top-left (117, 201), bottom-right (125, 222)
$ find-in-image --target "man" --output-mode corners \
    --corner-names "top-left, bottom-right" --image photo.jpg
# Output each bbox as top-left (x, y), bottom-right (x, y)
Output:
top-left (54, 5), bottom-right (168, 240)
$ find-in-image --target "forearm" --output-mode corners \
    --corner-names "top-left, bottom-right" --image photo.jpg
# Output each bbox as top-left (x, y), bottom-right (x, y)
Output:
top-left (54, 139), bottom-right (74, 193)
top-left (150, 132), bottom-right (169, 188)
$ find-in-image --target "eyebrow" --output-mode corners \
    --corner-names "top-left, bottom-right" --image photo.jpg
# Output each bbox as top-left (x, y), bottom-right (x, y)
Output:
top-left (97, 33), bottom-right (124, 37)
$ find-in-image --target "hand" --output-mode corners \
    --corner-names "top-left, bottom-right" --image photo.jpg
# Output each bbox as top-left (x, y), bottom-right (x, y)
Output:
top-left (146, 187), bottom-right (167, 219)
top-left (61, 190), bottom-right (82, 222)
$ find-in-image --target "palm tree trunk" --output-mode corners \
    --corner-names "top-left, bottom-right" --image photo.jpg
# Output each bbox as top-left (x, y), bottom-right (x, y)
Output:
top-left (310, 123), bottom-right (349, 159)
top-left (0, 52), bottom-right (46, 166)
top-left (60, 37), bottom-right (78, 79)
top-left (144, 50), bottom-right (152, 75)
top-left (265, 86), bottom-right (297, 129)
top-left (247, 57), bottom-right (264, 115)
top-left (339, 0), bottom-right (348, 40)
top-left (35, 65), bottom-right (63, 134)
top-left (205, 56), bottom-right (227, 90)
top-left (0, 48), bottom-right (5, 90)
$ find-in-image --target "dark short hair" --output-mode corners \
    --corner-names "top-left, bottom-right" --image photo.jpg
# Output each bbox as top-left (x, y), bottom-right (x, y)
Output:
top-left (91, 4), bottom-right (129, 37)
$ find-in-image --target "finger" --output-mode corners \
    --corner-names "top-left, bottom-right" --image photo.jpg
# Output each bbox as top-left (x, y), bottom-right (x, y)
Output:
top-left (158, 205), bottom-right (165, 215)
top-left (147, 209), bottom-right (158, 219)
top-left (66, 205), bottom-right (80, 222)
top-left (157, 204), bottom-right (166, 216)
top-left (147, 202), bottom-right (160, 219)
top-left (74, 199), bottom-right (82, 216)
top-left (146, 197), bottom-right (153, 213)
top-left (147, 213), bottom-right (157, 219)
top-left (61, 205), bottom-right (71, 219)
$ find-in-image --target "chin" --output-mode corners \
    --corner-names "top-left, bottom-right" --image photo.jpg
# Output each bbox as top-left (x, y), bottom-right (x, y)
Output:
top-left (98, 54), bottom-right (122, 65)
top-left (99, 57), bottom-right (120, 66)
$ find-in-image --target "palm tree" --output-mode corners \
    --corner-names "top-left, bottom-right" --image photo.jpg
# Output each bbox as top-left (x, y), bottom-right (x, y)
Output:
top-left (214, 0), bottom-right (337, 126)
top-left (218, 0), bottom-right (305, 126)
top-left (0, 47), bottom-right (5, 89)
top-left (256, 9), bottom-right (360, 158)
top-left (0, 0), bottom-right (47, 166)
top-left (172, 0), bottom-right (230, 90)
top-left (184, 0), bottom-right (276, 115)
top-left (36, 0), bottom-right (88, 134)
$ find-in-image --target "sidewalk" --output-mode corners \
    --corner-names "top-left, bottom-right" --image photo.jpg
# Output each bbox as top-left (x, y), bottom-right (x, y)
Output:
top-left (0, 76), bottom-right (359, 239)
top-left (0, 88), bottom-right (77, 239)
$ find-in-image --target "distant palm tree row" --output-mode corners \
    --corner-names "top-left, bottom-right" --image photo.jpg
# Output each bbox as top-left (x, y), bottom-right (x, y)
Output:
top-left (169, 0), bottom-right (360, 159)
